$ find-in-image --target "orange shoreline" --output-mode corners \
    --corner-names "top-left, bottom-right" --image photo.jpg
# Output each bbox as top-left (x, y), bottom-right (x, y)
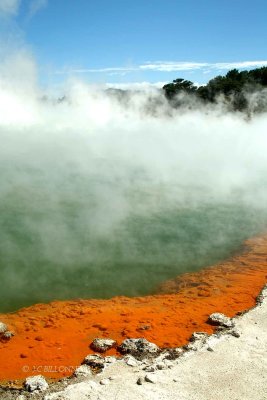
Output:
top-left (0, 234), bottom-right (267, 382)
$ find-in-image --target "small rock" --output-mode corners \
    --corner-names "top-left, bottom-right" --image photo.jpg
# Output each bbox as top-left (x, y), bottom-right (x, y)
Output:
top-left (104, 356), bottom-right (117, 364)
top-left (119, 338), bottom-right (159, 357)
top-left (124, 355), bottom-right (139, 367)
top-left (207, 347), bottom-right (214, 352)
top-left (90, 338), bottom-right (117, 353)
top-left (190, 332), bottom-right (209, 341)
top-left (83, 354), bottom-right (105, 369)
top-left (165, 347), bottom-right (184, 359)
top-left (100, 379), bottom-right (110, 385)
top-left (144, 365), bottom-right (156, 372)
top-left (229, 329), bottom-right (241, 338)
top-left (215, 326), bottom-right (225, 333)
top-left (156, 362), bottom-right (166, 370)
top-left (145, 374), bottom-right (157, 384)
top-left (208, 313), bottom-right (234, 328)
top-left (136, 377), bottom-right (143, 385)
top-left (173, 348), bottom-right (184, 356)
top-left (173, 378), bottom-right (178, 382)
top-left (0, 322), bottom-right (8, 334)
top-left (24, 375), bottom-right (48, 392)
top-left (3, 331), bottom-right (14, 339)
top-left (74, 365), bottom-right (92, 377)
top-left (186, 332), bottom-right (209, 351)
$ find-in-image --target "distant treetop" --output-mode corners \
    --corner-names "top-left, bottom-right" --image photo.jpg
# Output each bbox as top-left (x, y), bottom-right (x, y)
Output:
top-left (162, 66), bottom-right (267, 112)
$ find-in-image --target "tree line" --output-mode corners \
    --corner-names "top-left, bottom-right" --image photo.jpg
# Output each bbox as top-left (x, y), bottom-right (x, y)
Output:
top-left (162, 67), bottom-right (267, 112)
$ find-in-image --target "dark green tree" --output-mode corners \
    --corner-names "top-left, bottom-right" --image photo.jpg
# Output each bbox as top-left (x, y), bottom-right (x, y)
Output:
top-left (163, 79), bottom-right (197, 100)
top-left (162, 66), bottom-right (267, 112)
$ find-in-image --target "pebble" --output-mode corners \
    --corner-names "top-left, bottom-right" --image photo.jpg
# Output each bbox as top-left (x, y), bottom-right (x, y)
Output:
top-left (119, 338), bottom-right (159, 356)
top-left (173, 348), bottom-right (184, 356)
top-left (207, 347), bottom-right (214, 352)
top-left (184, 331), bottom-right (210, 351)
top-left (190, 332), bottom-right (209, 341)
top-left (3, 331), bottom-right (14, 339)
top-left (104, 356), bottom-right (117, 364)
top-left (156, 362), bottom-right (166, 370)
top-left (90, 338), bottom-right (117, 352)
top-left (0, 322), bottom-right (8, 333)
top-left (136, 377), bottom-right (143, 385)
top-left (83, 354), bottom-right (105, 369)
top-left (74, 365), bottom-right (92, 377)
top-left (100, 379), bottom-right (110, 385)
top-left (24, 375), bottom-right (48, 392)
top-left (208, 313), bottom-right (234, 328)
top-left (145, 373), bottom-right (158, 384)
top-left (230, 329), bottom-right (241, 338)
top-left (125, 355), bottom-right (139, 367)
top-left (144, 365), bottom-right (156, 372)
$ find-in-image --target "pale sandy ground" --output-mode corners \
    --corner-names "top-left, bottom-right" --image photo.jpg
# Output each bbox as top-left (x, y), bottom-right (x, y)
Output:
top-left (36, 285), bottom-right (267, 400)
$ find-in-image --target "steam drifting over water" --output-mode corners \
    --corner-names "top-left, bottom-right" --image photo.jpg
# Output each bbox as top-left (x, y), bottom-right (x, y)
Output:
top-left (1, 53), bottom-right (267, 312)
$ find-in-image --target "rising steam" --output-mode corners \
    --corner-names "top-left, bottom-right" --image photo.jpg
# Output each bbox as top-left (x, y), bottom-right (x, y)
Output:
top-left (1, 53), bottom-right (267, 311)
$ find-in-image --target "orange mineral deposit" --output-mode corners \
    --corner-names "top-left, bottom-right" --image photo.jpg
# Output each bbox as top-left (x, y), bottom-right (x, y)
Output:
top-left (0, 234), bottom-right (266, 382)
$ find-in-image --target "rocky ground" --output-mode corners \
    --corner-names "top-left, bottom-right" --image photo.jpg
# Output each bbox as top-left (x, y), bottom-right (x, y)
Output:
top-left (1, 284), bottom-right (267, 400)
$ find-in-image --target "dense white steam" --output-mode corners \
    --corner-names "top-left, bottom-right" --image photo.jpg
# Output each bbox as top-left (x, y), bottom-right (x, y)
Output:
top-left (1, 53), bottom-right (267, 311)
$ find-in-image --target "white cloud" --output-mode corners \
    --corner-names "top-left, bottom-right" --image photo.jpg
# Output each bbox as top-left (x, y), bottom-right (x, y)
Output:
top-left (56, 60), bottom-right (267, 77)
top-left (140, 62), bottom-right (208, 72)
top-left (211, 61), bottom-right (267, 70)
top-left (139, 61), bottom-right (267, 72)
top-left (106, 81), bottom-right (167, 90)
top-left (28, 0), bottom-right (48, 19)
top-left (55, 66), bottom-right (137, 75)
top-left (0, 0), bottom-right (20, 16)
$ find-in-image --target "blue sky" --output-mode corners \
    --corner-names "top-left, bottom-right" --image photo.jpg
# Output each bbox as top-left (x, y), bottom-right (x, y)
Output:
top-left (1, 0), bottom-right (267, 86)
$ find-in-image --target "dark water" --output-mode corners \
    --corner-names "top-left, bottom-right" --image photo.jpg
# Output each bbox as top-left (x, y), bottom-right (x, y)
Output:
top-left (1, 179), bottom-right (267, 313)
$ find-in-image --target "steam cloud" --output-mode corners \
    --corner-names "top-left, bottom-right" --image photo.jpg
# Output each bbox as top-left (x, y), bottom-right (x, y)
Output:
top-left (1, 53), bottom-right (267, 312)
top-left (0, 0), bottom-right (20, 16)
